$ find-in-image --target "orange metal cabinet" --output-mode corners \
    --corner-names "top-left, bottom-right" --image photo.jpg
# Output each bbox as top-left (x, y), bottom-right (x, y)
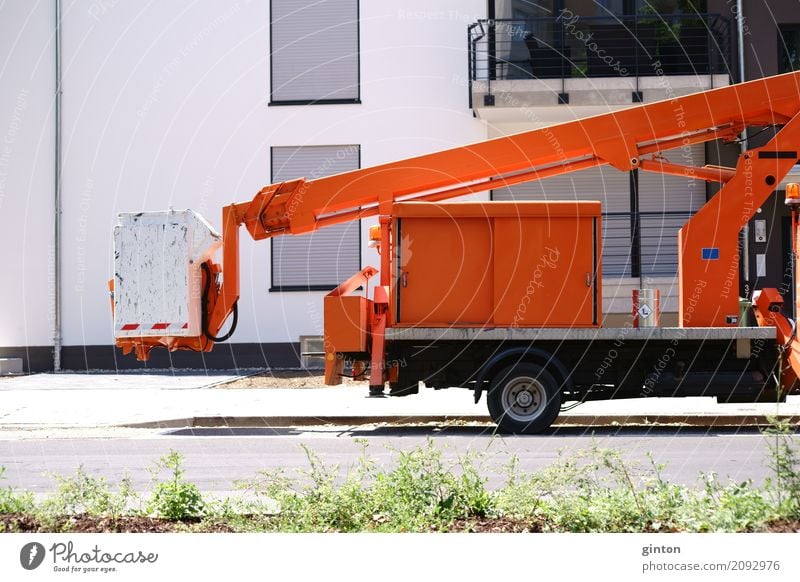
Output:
top-left (394, 215), bottom-right (494, 325)
top-left (324, 295), bottom-right (370, 352)
top-left (392, 201), bottom-right (601, 327)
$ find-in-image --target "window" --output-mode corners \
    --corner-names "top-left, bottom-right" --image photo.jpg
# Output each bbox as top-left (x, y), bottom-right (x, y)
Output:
top-left (779, 25), bottom-right (800, 73)
top-left (270, 0), bottom-right (360, 104)
top-left (270, 145), bottom-right (361, 291)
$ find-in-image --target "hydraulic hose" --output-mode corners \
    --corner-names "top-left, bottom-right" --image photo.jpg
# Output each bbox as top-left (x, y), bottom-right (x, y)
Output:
top-left (200, 262), bottom-right (238, 342)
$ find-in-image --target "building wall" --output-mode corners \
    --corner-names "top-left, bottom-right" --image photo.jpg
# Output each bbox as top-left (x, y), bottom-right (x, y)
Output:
top-left (5, 1), bottom-right (791, 372)
top-left (704, 0), bottom-right (796, 80)
top-left (741, 0), bottom-right (797, 80)
top-left (1, 0), bottom-right (487, 371)
top-left (0, 1), bottom-right (56, 364)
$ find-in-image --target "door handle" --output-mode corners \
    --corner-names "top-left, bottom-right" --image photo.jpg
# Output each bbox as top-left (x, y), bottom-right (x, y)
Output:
top-left (402, 271), bottom-right (408, 288)
top-left (586, 272), bottom-right (592, 287)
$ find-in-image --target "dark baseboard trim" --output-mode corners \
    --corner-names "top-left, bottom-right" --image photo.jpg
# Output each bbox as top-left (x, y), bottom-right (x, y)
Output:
top-left (0, 343), bottom-right (301, 373)
top-left (0, 346), bottom-right (53, 374)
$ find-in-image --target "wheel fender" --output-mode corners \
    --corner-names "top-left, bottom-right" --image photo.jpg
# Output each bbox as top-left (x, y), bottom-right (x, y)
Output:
top-left (473, 347), bottom-right (571, 403)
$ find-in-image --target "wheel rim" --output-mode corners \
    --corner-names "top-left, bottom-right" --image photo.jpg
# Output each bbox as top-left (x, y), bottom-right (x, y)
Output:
top-left (501, 375), bottom-right (547, 423)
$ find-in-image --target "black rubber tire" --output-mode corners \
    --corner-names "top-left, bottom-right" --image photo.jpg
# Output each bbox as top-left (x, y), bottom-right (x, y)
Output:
top-left (486, 362), bottom-right (561, 434)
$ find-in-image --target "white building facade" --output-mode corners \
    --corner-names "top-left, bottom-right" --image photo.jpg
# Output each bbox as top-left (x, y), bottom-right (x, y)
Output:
top-left (0, 1), bottom-right (755, 371)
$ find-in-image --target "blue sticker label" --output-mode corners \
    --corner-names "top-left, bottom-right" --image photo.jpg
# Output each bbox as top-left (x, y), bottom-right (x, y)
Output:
top-left (701, 248), bottom-right (720, 260)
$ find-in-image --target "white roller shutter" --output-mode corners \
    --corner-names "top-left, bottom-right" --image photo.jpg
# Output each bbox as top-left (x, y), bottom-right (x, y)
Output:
top-left (271, 0), bottom-right (359, 103)
top-left (638, 143), bottom-right (706, 276)
top-left (271, 145), bottom-right (360, 290)
top-left (493, 166), bottom-right (632, 276)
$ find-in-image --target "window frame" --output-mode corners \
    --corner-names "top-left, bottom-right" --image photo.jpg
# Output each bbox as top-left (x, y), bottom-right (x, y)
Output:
top-left (269, 0), bottom-right (362, 106)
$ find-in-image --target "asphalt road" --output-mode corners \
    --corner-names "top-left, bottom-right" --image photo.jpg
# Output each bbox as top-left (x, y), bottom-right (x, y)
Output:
top-left (0, 424), bottom-right (786, 496)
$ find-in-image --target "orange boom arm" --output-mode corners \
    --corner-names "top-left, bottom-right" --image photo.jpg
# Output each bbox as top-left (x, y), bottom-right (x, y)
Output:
top-left (116, 72), bottom-right (800, 359)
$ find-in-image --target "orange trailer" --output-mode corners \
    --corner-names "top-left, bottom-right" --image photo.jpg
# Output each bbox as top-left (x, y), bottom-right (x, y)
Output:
top-left (112, 72), bottom-right (800, 433)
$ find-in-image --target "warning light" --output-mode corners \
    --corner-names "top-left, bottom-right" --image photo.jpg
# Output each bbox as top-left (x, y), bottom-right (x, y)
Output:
top-left (368, 225), bottom-right (381, 249)
top-left (786, 182), bottom-right (800, 205)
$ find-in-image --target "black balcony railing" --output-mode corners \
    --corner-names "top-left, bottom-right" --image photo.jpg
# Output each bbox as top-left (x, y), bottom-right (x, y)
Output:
top-left (468, 14), bottom-right (733, 85)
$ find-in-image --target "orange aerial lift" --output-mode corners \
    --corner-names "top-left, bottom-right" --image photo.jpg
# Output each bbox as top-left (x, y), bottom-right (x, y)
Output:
top-left (113, 71), bottom-right (800, 433)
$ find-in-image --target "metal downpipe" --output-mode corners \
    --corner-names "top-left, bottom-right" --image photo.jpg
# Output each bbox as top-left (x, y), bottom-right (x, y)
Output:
top-left (736, 0), bottom-right (749, 290)
top-left (53, 0), bottom-right (62, 371)
top-left (736, 0), bottom-right (746, 94)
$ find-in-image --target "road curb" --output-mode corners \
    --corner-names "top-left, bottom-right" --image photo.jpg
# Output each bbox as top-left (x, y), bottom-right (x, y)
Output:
top-left (117, 414), bottom-right (800, 430)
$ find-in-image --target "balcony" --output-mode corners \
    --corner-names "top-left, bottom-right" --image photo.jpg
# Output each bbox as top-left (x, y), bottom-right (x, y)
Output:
top-left (468, 14), bottom-right (734, 120)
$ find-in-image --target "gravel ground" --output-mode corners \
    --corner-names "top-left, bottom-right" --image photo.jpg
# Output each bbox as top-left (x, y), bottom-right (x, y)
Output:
top-left (0, 370), bottom-right (360, 390)
top-left (218, 370), bottom-right (362, 389)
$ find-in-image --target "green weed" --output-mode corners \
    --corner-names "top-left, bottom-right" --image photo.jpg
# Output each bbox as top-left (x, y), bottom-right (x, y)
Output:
top-left (763, 418), bottom-right (800, 519)
top-left (0, 467), bottom-right (34, 515)
top-left (147, 450), bottom-right (204, 520)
